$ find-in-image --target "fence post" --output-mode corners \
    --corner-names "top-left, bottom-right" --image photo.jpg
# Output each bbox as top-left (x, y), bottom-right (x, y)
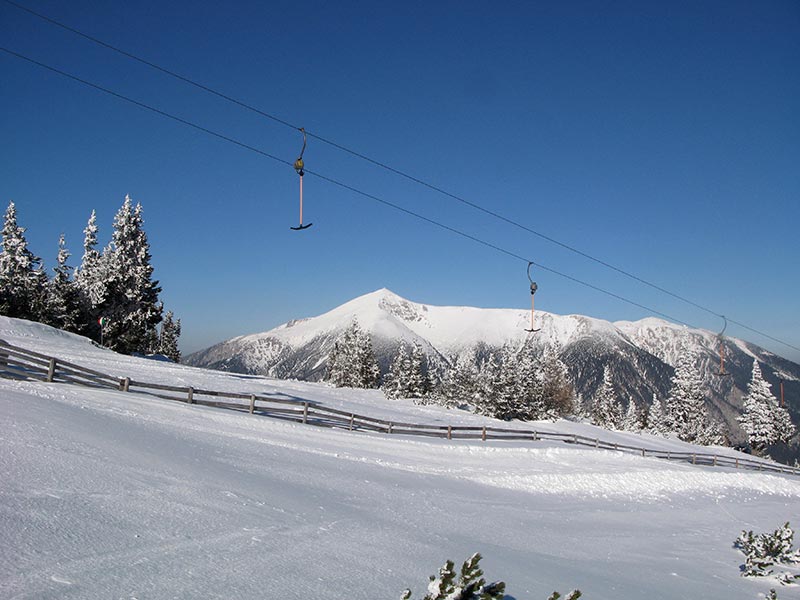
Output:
top-left (642, 449), bottom-right (646, 457)
top-left (692, 454), bottom-right (696, 465)
top-left (187, 387), bottom-right (194, 404)
top-left (713, 455), bottom-right (717, 467)
top-left (481, 426), bottom-right (486, 441)
top-left (122, 377), bottom-right (130, 392)
top-left (532, 430), bottom-right (538, 441)
top-left (302, 402), bottom-right (309, 424)
top-left (46, 358), bottom-right (57, 382)
top-left (349, 414), bottom-right (354, 431)
top-left (249, 394), bottom-right (255, 415)
top-left (735, 457), bottom-right (739, 469)
top-left (388, 422), bottom-right (393, 434)
top-left (595, 438), bottom-right (599, 448)
top-left (447, 425), bottom-right (452, 440)
top-left (573, 434), bottom-right (578, 444)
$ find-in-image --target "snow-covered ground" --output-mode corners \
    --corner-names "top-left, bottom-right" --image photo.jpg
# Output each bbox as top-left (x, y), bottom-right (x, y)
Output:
top-left (2, 316), bottom-right (799, 599)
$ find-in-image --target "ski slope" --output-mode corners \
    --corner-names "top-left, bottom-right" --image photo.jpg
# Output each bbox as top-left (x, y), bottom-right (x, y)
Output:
top-left (2, 316), bottom-right (799, 599)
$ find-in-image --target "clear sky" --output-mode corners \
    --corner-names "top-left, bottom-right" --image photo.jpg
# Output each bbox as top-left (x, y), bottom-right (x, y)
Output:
top-left (2, 0), bottom-right (799, 361)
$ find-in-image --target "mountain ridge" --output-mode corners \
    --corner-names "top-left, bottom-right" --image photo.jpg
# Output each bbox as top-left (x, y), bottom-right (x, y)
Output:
top-left (185, 288), bottom-right (800, 441)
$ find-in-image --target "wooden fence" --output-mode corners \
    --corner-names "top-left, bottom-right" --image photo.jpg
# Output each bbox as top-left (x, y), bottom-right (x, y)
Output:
top-left (1, 338), bottom-right (798, 477)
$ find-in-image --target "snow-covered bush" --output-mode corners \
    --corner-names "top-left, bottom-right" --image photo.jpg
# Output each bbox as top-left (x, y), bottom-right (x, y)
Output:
top-left (547, 592), bottom-right (582, 600)
top-left (401, 552), bottom-right (581, 600)
top-left (735, 522), bottom-right (800, 584)
top-left (401, 553), bottom-right (504, 600)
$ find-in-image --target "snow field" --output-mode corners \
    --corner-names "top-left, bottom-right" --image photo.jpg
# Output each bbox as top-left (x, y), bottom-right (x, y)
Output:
top-left (2, 316), bottom-right (800, 598)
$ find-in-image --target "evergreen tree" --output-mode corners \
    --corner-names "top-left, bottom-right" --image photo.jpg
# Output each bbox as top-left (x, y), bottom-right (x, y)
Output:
top-left (381, 343), bottom-right (409, 399)
top-left (621, 399), bottom-right (642, 432)
top-left (474, 352), bottom-right (503, 417)
top-left (573, 393), bottom-right (590, 419)
top-left (491, 347), bottom-right (526, 420)
top-left (540, 344), bottom-right (575, 418)
top-left (159, 310), bottom-right (181, 362)
top-left (739, 361), bottom-right (795, 454)
top-left (430, 350), bottom-right (478, 409)
top-left (357, 328), bottom-right (381, 389)
top-left (74, 210), bottom-right (103, 304)
top-left (645, 395), bottom-right (670, 437)
top-left (43, 234), bottom-right (82, 332)
top-left (592, 365), bottom-right (623, 429)
top-left (326, 320), bottom-right (380, 389)
top-left (513, 344), bottom-right (546, 420)
top-left (96, 196), bottom-right (163, 354)
top-left (382, 341), bottom-right (429, 400)
top-left (0, 201), bottom-right (47, 320)
top-left (325, 339), bottom-right (346, 386)
top-left (407, 342), bottom-right (431, 400)
top-left (665, 340), bottom-right (717, 443)
top-left (72, 209), bottom-right (104, 338)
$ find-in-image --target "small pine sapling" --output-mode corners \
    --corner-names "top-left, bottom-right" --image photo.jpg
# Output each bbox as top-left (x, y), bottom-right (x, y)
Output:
top-left (401, 553), bottom-right (505, 600)
top-left (734, 522), bottom-right (800, 583)
top-left (402, 552), bottom-right (581, 599)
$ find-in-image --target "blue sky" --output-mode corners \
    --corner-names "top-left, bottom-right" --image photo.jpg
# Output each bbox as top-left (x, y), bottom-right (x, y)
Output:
top-left (2, 0), bottom-right (799, 360)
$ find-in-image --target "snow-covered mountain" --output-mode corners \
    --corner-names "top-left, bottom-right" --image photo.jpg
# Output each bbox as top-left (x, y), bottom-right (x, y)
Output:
top-left (186, 288), bottom-right (799, 440)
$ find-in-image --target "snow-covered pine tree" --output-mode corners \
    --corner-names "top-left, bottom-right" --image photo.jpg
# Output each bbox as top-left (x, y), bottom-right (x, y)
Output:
top-left (645, 395), bottom-right (670, 437)
top-left (572, 393), bottom-right (590, 420)
top-left (71, 209), bottom-right (105, 339)
top-left (43, 234), bottom-right (82, 332)
top-left (665, 340), bottom-right (717, 443)
top-left (514, 343), bottom-right (546, 420)
top-left (540, 344), bottom-right (575, 418)
top-left (357, 327), bottom-right (381, 389)
top-left (489, 346), bottom-right (518, 420)
top-left (74, 209), bottom-right (101, 302)
top-left (739, 360), bottom-right (795, 454)
top-left (430, 350), bottom-right (478, 409)
top-left (408, 342), bottom-right (431, 401)
top-left (159, 310), bottom-right (181, 362)
top-left (621, 399), bottom-right (642, 432)
top-left (326, 320), bottom-right (379, 389)
top-left (772, 399), bottom-right (796, 450)
top-left (325, 339), bottom-right (345, 386)
top-left (382, 341), bottom-right (429, 401)
top-left (473, 352), bottom-right (502, 418)
top-left (381, 343), bottom-right (408, 399)
top-left (0, 201), bottom-right (47, 321)
top-left (96, 196), bottom-right (163, 354)
top-left (592, 365), bottom-right (623, 429)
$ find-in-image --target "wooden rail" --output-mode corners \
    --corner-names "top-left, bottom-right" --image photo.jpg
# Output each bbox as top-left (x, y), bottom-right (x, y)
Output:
top-left (1, 338), bottom-right (797, 477)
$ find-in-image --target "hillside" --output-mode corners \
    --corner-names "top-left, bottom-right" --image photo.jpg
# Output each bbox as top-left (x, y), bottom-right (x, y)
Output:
top-left (186, 289), bottom-right (800, 441)
top-left (2, 316), bottom-right (800, 598)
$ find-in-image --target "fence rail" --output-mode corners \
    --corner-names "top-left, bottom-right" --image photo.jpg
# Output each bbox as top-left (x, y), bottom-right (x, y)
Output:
top-left (1, 338), bottom-right (797, 477)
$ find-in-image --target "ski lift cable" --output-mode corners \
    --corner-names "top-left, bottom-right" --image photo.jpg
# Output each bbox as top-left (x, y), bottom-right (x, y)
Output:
top-left (1, 45), bottom-right (694, 327)
top-left (0, 0), bottom-right (739, 324)
top-left (5, 46), bottom-right (800, 355)
top-left (0, 47), bottom-right (292, 168)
